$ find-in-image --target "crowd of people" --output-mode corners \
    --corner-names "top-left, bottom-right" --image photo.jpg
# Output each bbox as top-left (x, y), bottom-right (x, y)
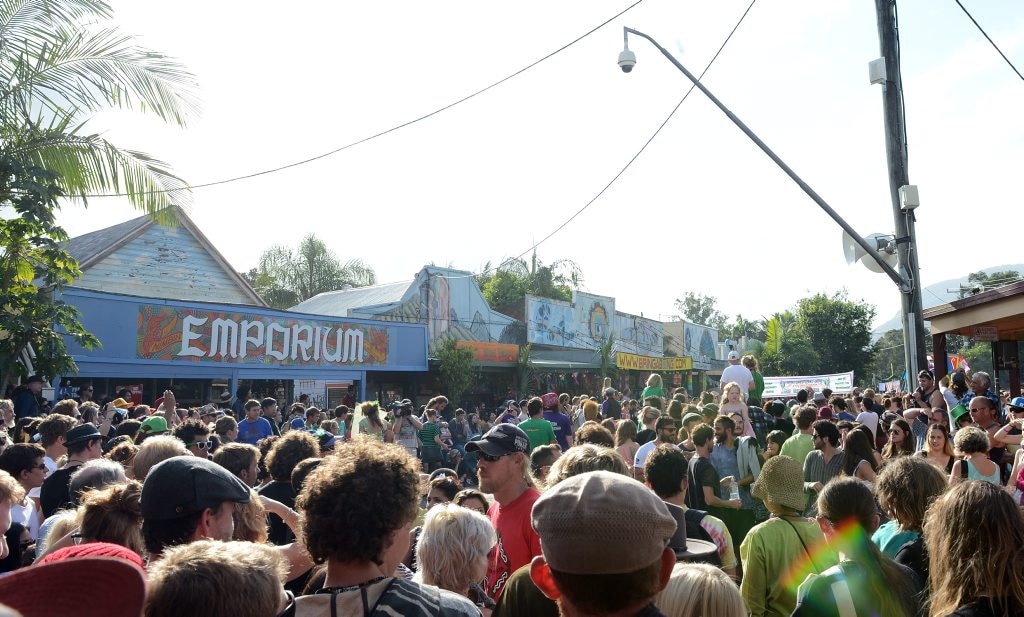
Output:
top-left (0, 363), bottom-right (1023, 616)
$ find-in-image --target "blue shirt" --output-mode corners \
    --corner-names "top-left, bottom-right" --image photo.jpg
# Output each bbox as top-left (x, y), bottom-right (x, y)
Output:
top-left (237, 417), bottom-right (273, 446)
top-left (543, 411), bottom-right (573, 451)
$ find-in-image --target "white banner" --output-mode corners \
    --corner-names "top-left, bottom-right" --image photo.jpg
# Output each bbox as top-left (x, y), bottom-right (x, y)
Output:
top-left (762, 372), bottom-right (855, 398)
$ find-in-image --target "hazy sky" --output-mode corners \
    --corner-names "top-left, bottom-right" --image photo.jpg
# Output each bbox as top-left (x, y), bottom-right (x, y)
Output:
top-left (58, 1), bottom-right (1023, 328)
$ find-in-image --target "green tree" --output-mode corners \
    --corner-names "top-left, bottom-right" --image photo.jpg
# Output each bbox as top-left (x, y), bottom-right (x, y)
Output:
top-left (957, 269), bottom-right (1021, 298)
top-left (796, 291), bottom-right (877, 380)
top-left (962, 342), bottom-right (993, 375)
top-left (674, 292), bottom-right (727, 330)
top-left (0, 0), bottom-right (200, 215)
top-left (759, 311), bottom-right (818, 376)
top-left (251, 235), bottom-right (376, 309)
top-left (478, 251), bottom-right (583, 312)
top-left (436, 337), bottom-right (474, 409)
top-left (722, 313), bottom-right (766, 343)
top-left (0, 155), bottom-right (99, 386)
top-left (870, 329), bottom-right (905, 383)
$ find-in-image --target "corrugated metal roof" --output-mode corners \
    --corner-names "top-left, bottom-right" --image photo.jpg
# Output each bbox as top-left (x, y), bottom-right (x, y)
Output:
top-left (290, 280), bottom-right (412, 316)
top-left (62, 213), bottom-right (151, 267)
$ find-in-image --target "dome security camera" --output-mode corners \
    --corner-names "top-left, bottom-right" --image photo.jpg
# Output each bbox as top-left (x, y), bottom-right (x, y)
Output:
top-left (618, 49), bottom-right (636, 73)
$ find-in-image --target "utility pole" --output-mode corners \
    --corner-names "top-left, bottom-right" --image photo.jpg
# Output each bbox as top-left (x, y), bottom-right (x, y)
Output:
top-left (874, 0), bottom-right (928, 388)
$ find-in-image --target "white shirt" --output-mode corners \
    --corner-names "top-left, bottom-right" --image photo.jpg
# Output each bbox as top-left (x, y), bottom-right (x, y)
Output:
top-left (12, 498), bottom-right (39, 540)
top-left (634, 440), bottom-right (679, 469)
top-left (720, 364), bottom-right (754, 396)
top-left (856, 411), bottom-right (879, 438)
top-left (27, 456), bottom-right (56, 500)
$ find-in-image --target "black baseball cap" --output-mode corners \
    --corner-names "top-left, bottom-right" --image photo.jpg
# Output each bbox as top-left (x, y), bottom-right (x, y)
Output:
top-left (64, 423), bottom-right (102, 447)
top-left (466, 424), bottom-right (530, 457)
top-left (141, 456), bottom-right (250, 521)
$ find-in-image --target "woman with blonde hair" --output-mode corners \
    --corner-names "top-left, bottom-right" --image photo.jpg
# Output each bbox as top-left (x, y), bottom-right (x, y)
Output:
top-left (655, 562), bottom-right (745, 617)
top-left (918, 423), bottom-right (955, 473)
top-left (77, 480), bottom-right (145, 556)
top-left (614, 418), bottom-right (639, 464)
top-left (414, 503), bottom-right (497, 609)
top-left (132, 435), bottom-right (189, 480)
top-left (923, 480), bottom-right (1024, 616)
top-left (641, 373), bottom-right (665, 403)
top-left (355, 401), bottom-right (385, 441)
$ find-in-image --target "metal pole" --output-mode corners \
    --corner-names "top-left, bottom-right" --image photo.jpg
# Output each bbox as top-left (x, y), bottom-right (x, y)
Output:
top-left (874, 0), bottom-right (927, 389)
top-left (623, 27), bottom-right (908, 289)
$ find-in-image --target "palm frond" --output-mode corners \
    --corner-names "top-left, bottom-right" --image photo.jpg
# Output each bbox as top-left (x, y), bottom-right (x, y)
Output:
top-left (0, 0), bottom-right (110, 48)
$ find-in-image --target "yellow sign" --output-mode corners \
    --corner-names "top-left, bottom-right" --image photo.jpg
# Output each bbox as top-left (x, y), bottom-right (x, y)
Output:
top-left (616, 353), bottom-right (692, 371)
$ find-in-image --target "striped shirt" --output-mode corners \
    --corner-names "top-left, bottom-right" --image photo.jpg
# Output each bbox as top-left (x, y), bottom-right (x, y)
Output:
top-left (802, 448), bottom-right (846, 516)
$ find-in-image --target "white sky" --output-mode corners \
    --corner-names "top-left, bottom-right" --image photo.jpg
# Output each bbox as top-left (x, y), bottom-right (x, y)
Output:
top-left (58, 0), bottom-right (1024, 328)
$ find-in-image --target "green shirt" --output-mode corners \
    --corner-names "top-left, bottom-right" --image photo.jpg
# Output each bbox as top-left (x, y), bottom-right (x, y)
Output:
top-left (780, 433), bottom-right (814, 467)
top-left (518, 417), bottom-right (557, 453)
top-left (419, 421), bottom-right (441, 450)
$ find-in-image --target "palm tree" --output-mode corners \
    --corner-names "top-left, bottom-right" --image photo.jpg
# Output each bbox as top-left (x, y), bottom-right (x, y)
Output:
top-left (0, 0), bottom-right (200, 215)
top-left (252, 235), bottom-right (376, 309)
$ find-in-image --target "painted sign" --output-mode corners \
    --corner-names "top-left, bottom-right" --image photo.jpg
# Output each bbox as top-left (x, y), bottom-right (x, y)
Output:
top-left (762, 372), bottom-right (855, 397)
top-left (573, 291), bottom-right (615, 343)
top-left (682, 321), bottom-right (718, 370)
top-left (616, 353), bottom-right (692, 372)
top-left (615, 313), bottom-right (665, 356)
top-left (457, 341), bottom-right (519, 364)
top-left (527, 296), bottom-right (579, 347)
top-left (137, 305), bottom-right (389, 366)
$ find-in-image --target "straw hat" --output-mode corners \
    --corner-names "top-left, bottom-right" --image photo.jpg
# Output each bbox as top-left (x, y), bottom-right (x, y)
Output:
top-left (751, 455), bottom-right (805, 512)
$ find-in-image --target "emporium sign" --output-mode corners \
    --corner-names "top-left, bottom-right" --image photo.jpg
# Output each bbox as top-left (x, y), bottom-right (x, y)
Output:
top-left (137, 305), bottom-right (389, 366)
top-left (616, 352), bottom-right (692, 372)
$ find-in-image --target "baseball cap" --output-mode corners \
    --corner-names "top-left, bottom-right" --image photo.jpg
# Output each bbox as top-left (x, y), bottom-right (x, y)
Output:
top-left (138, 416), bottom-right (168, 436)
top-left (465, 423), bottom-right (530, 458)
top-left (541, 392), bottom-right (559, 410)
top-left (727, 351), bottom-right (739, 361)
top-left (64, 423), bottom-right (102, 447)
top-left (0, 557), bottom-right (146, 617)
top-left (290, 417), bottom-right (306, 430)
top-left (532, 470), bottom-right (677, 574)
top-left (1009, 396), bottom-right (1024, 411)
top-left (141, 456), bottom-right (251, 521)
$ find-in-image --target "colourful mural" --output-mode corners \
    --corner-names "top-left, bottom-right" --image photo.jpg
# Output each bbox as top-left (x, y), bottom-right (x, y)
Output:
top-left (137, 305), bottom-right (389, 366)
top-left (614, 313), bottom-right (665, 356)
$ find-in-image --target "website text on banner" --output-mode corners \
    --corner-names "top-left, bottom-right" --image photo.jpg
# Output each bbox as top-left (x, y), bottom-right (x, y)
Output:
top-left (761, 372), bottom-right (854, 398)
top-left (616, 353), bottom-right (692, 372)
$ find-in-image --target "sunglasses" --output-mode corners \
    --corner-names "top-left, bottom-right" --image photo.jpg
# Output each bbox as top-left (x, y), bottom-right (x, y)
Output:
top-left (478, 452), bottom-right (511, 463)
top-left (187, 441), bottom-right (211, 450)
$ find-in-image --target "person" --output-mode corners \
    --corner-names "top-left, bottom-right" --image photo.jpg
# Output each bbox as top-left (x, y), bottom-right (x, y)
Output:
top-left (453, 488), bottom-right (490, 515)
top-left (802, 420), bottom-right (845, 517)
top-left (709, 415), bottom-right (758, 548)
top-left (466, 423), bottom-right (540, 599)
top-left (719, 381), bottom-right (754, 439)
top-left (882, 417), bottom-right (915, 460)
top-left (634, 417), bottom-right (678, 482)
top-left (418, 407), bottom-right (450, 473)
top-left (635, 406), bottom-right (661, 446)
top-left (764, 429), bottom-right (787, 459)
top-left (139, 456), bottom-right (251, 560)
top-left (529, 470), bottom-right (677, 617)
top-left (742, 355), bottom-right (765, 407)
top-left (449, 408), bottom-right (471, 453)
top-left (391, 399), bottom-right (423, 458)
top-left (644, 443), bottom-right (737, 577)
top-left (966, 395), bottom-right (1006, 468)
top-left (258, 430), bottom-right (319, 545)
top-left (12, 375), bottom-right (43, 419)
top-left (518, 397), bottom-right (557, 453)
top-left (840, 429), bottom-right (878, 482)
top-left (960, 371), bottom-right (1000, 412)
top-left (614, 418), bottom-right (639, 465)
top-left (356, 401), bottom-right (386, 441)
top-left (740, 455), bottom-right (836, 617)
top-left (918, 422), bottom-right (955, 473)
top-left (230, 385), bottom-right (251, 418)
top-left (912, 370), bottom-right (945, 410)
top-left (235, 399), bottom-right (273, 446)
top-left (575, 421), bottom-right (615, 448)
top-left (172, 418), bottom-right (213, 458)
top-left (923, 480), bottom-right (1024, 616)
top-left (293, 440), bottom-right (478, 616)
top-left (949, 426), bottom-right (1000, 485)
top-left (541, 392), bottom-right (573, 451)
top-left (720, 351), bottom-right (754, 400)
top-left (601, 386), bottom-right (622, 421)
top-left (0, 443), bottom-right (46, 540)
top-left (792, 477), bottom-right (922, 617)
top-left (146, 539), bottom-right (290, 617)
top-left (259, 397), bottom-right (282, 436)
top-left (641, 373), bottom-right (666, 403)
top-left (685, 423), bottom-right (740, 513)
top-left (73, 481), bottom-right (146, 556)
top-left (654, 562), bottom-right (746, 617)
top-left (780, 405), bottom-right (817, 466)
top-left (872, 455), bottom-right (948, 584)
top-left (414, 503), bottom-right (497, 611)
top-left (529, 444), bottom-right (561, 486)
top-left (40, 423), bottom-right (103, 518)
top-left (132, 434), bottom-right (189, 480)
top-left (854, 399), bottom-right (880, 445)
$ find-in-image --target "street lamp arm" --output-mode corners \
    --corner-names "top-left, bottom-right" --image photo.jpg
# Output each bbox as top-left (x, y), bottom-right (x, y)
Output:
top-left (623, 27), bottom-right (908, 290)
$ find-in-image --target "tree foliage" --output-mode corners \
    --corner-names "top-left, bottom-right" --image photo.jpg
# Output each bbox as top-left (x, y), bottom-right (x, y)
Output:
top-left (436, 337), bottom-right (474, 410)
top-left (796, 291), bottom-right (876, 380)
top-left (674, 292), bottom-right (728, 330)
top-left (958, 269), bottom-right (1021, 298)
top-left (478, 251), bottom-right (583, 311)
top-left (0, 0), bottom-right (200, 215)
top-left (758, 311), bottom-right (818, 376)
top-left (0, 155), bottom-right (99, 386)
top-left (248, 235), bottom-right (376, 309)
top-left (870, 329), bottom-right (905, 382)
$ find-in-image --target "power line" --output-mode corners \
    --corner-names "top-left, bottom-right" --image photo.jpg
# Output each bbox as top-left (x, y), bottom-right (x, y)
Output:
top-left (954, 0), bottom-right (1024, 82)
top-left (88, 0), bottom-right (646, 198)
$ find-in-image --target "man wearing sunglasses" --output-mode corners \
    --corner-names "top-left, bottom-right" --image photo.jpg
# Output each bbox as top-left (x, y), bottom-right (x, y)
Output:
top-left (173, 419), bottom-right (213, 459)
top-left (466, 423), bottom-right (539, 600)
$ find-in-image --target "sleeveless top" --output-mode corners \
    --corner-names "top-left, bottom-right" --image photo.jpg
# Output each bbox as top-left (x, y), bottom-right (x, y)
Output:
top-left (966, 459), bottom-right (1000, 485)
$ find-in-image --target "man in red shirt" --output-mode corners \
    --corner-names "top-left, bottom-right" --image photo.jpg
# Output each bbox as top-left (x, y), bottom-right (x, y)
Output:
top-left (467, 423), bottom-right (540, 599)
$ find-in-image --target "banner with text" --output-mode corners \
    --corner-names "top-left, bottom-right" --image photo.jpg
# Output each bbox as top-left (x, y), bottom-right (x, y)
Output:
top-left (137, 305), bottom-right (389, 367)
top-left (617, 352), bottom-right (692, 372)
top-left (762, 371), bottom-right (855, 397)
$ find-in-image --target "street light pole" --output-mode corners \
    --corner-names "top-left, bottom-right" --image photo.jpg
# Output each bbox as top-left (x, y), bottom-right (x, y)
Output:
top-left (621, 25), bottom-right (922, 383)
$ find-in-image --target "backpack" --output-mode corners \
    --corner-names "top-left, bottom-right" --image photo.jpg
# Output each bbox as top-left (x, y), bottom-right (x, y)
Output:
top-left (683, 508), bottom-right (715, 544)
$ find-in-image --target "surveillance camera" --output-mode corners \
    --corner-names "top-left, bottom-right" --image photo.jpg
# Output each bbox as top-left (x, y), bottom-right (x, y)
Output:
top-left (618, 49), bottom-right (636, 73)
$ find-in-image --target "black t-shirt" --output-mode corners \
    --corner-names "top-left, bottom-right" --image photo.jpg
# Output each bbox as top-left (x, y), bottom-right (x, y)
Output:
top-left (636, 428), bottom-right (656, 446)
top-left (257, 480), bottom-right (295, 546)
top-left (686, 455), bottom-right (719, 510)
top-left (40, 464), bottom-right (82, 519)
top-left (949, 598), bottom-right (1023, 617)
